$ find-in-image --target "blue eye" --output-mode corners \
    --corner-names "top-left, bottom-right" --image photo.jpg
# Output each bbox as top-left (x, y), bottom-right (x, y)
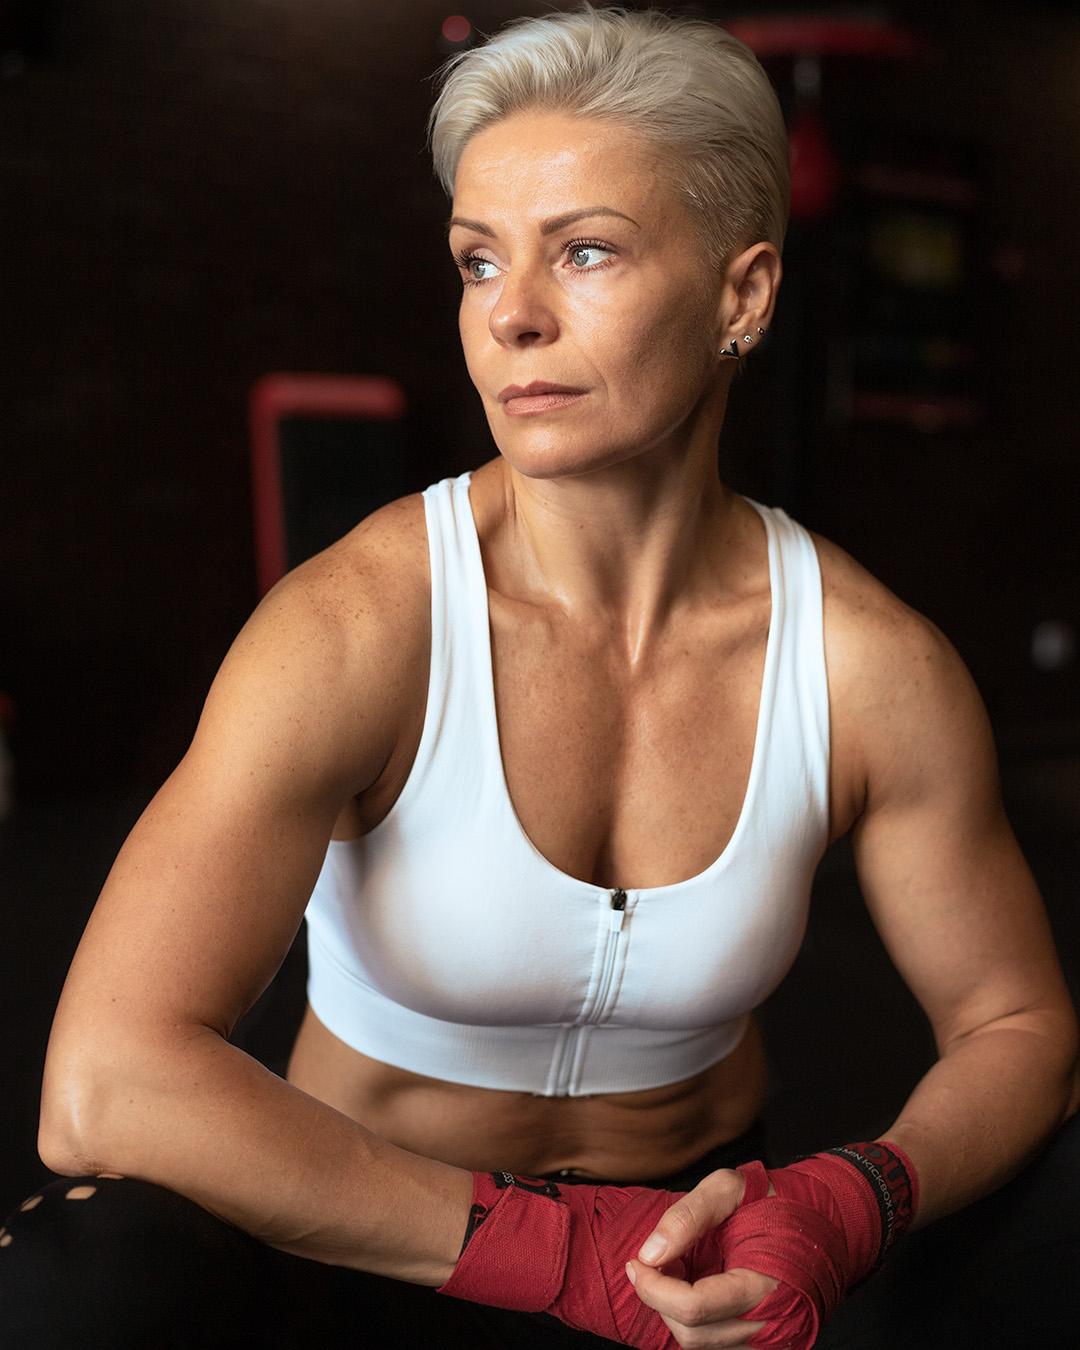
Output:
top-left (568, 244), bottom-right (610, 269)
top-left (457, 254), bottom-right (498, 283)
top-left (454, 237), bottom-right (616, 287)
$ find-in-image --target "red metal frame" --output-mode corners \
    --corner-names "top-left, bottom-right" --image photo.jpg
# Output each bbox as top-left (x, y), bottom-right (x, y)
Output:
top-left (249, 373), bottom-right (406, 595)
top-left (726, 16), bottom-right (928, 60)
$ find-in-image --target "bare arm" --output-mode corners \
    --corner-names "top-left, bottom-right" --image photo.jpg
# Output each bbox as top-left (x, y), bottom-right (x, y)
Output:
top-left (38, 505), bottom-right (474, 1284)
top-left (841, 593), bottom-right (1080, 1228)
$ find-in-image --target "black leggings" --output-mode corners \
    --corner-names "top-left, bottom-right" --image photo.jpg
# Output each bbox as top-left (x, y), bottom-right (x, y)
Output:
top-left (2, 1115), bottom-right (1079, 1349)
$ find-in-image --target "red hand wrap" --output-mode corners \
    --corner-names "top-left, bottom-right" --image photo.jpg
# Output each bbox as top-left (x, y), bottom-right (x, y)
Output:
top-left (686, 1139), bottom-right (919, 1350)
top-left (436, 1169), bottom-right (688, 1348)
top-left (436, 1140), bottom-right (917, 1350)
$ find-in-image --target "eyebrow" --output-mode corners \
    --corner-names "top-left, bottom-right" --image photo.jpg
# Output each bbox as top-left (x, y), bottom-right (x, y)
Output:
top-left (445, 206), bottom-right (640, 237)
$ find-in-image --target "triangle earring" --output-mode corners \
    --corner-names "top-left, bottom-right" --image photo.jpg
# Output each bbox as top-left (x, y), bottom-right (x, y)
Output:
top-left (719, 328), bottom-right (767, 360)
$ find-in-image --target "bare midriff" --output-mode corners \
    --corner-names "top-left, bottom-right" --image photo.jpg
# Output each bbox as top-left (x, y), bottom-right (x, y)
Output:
top-left (285, 1002), bottom-right (769, 1180)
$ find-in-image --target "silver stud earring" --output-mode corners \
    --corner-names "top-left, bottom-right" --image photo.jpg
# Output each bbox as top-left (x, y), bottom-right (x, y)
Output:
top-left (720, 328), bottom-right (766, 360)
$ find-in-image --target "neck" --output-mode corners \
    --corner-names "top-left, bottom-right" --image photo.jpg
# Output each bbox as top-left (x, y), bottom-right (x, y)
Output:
top-left (477, 437), bottom-right (742, 669)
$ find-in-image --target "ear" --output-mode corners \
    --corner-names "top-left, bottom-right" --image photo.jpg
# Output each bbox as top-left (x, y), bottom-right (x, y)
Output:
top-left (713, 242), bottom-right (783, 361)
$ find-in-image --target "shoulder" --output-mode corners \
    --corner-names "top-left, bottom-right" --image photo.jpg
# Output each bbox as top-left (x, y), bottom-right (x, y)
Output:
top-left (810, 529), bottom-right (958, 692)
top-left (193, 490), bottom-right (432, 797)
top-left (247, 490), bottom-right (430, 666)
top-left (807, 528), bottom-right (994, 815)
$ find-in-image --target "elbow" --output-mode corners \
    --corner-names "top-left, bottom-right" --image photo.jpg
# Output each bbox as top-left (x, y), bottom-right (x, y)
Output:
top-left (1039, 1002), bottom-right (1080, 1128)
top-left (38, 1087), bottom-right (106, 1177)
top-left (1045, 1009), bottom-right (1080, 1128)
top-left (38, 1048), bottom-right (115, 1177)
top-left (37, 1128), bottom-right (93, 1177)
top-left (1057, 1003), bottom-right (1080, 1123)
top-left (38, 1017), bottom-right (226, 1177)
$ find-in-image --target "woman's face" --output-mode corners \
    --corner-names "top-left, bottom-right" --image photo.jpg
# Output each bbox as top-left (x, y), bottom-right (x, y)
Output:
top-left (448, 111), bottom-right (737, 480)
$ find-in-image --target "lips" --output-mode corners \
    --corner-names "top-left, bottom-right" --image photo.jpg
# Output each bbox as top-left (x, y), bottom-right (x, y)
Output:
top-left (498, 381), bottom-right (586, 403)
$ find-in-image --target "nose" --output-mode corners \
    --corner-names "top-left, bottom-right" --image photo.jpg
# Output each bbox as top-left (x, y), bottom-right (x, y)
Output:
top-left (487, 262), bottom-right (559, 347)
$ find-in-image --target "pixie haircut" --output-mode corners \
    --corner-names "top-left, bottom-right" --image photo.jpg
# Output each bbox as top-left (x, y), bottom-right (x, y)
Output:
top-left (427, 2), bottom-right (791, 276)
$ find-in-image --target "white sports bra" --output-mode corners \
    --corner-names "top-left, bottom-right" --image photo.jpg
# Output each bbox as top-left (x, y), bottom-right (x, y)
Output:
top-left (302, 470), bottom-right (830, 1097)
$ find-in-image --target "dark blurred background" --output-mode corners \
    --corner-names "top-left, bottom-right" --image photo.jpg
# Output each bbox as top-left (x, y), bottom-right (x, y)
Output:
top-left (1, 0), bottom-right (1077, 1214)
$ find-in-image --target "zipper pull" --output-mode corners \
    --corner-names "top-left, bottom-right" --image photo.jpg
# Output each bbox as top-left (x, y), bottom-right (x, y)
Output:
top-left (609, 887), bottom-right (627, 931)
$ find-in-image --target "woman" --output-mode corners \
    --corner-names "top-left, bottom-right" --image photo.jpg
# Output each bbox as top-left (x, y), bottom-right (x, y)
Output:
top-left (3, 5), bottom-right (1077, 1347)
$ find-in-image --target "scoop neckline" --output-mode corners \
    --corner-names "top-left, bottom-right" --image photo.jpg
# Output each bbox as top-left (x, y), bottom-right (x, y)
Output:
top-left (462, 470), bottom-right (779, 897)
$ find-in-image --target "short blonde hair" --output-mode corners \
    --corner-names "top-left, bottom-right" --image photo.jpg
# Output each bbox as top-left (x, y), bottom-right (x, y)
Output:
top-left (426, 2), bottom-right (790, 275)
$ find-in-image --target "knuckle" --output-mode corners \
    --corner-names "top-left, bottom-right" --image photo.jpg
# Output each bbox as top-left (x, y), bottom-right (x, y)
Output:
top-left (706, 1165), bottom-right (741, 1188)
top-left (676, 1294), bottom-right (708, 1328)
top-left (696, 1167), bottom-right (744, 1212)
top-left (665, 1200), bottom-right (701, 1240)
top-left (725, 1268), bottom-right (759, 1312)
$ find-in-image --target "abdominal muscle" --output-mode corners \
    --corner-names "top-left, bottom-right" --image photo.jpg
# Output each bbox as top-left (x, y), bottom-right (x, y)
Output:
top-left (285, 1001), bottom-right (769, 1180)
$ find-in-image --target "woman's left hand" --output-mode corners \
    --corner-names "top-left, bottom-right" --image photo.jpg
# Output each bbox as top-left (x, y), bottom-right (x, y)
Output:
top-left (625, 1166), bottom-right (781, 1347)
top-left (627, 1142), bottom-right (917, 1349)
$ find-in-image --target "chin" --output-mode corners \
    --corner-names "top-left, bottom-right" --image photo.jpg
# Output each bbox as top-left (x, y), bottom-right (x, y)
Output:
top-left (490, 429), bottom-right (643, 483)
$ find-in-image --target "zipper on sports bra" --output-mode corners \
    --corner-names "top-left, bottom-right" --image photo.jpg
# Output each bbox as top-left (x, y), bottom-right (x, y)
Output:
top-left (586, 888), bottom-right (628, 1025)
top-left (551, 889), bottom-right (629, 1095)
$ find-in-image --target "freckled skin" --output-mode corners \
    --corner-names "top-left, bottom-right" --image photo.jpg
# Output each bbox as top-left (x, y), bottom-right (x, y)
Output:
top-left (277, 109), bottom-right (787, 1180)
top-left (449, 111), bottom-right (778, 483)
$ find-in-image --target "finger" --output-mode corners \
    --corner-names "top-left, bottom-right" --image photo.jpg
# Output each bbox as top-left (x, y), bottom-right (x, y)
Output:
top-left (666, 1317), bottom-right (766, 1350)
top-left (636, 1167), bottom-right (747, 1265)
top-left (627, 1257), bottom-right (779, 1326)
top-left (658, 1311), bottom-right (768, 1350)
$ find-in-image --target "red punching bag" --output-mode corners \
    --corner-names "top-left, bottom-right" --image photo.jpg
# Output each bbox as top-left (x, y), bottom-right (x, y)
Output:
top-left (788, 101), bottom-right (842, 220)
top-left (727, 14), bottom-right (929, 223)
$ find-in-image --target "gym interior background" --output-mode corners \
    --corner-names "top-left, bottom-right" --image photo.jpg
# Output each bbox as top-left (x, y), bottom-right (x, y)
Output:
top-left (1, 0), bottom-right (1077, 1214)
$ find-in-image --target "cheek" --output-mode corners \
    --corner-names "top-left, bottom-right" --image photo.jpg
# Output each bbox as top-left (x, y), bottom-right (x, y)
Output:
top-left (457, 276), bottom-right (715, 417)
top-left (459, 305), bottom-right (487, 379)
top-left (592, 291), bottom-right (715, 408)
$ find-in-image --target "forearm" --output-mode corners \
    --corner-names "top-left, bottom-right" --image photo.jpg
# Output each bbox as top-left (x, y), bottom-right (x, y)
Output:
top-left (880, 1009), bottom-right (1080, 1229)
top-left (40, 1025), bottom-right (474, 1286)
